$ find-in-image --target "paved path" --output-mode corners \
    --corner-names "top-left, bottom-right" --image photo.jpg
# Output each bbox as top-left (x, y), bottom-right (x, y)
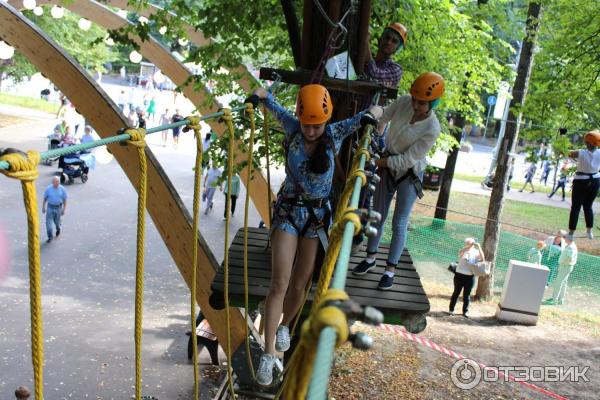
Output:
top-left (0, 107), bottom-right (265, 399)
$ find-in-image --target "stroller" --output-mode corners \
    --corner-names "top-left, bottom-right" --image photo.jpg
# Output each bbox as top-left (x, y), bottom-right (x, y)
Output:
top-left (43, 133), bottom-right (62, 166)
top-left (59, 153), bottom-right (90, 184)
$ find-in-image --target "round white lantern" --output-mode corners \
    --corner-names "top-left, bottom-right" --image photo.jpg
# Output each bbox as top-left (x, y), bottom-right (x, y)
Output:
top-left (129, 50), bottom-right (143, 64)
top-left (0, 41), bottom-right (15, 60)
top-left (22, 0), bottom-right (36, 11)
top-left (50, 5), bottom-right (64, 19)
top-left (78, 18), bottom-right (92, 31)
top-left (33, 6), bottom-right (43, 16)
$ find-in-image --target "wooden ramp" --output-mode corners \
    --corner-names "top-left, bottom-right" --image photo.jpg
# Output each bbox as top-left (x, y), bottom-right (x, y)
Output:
top-left (211, 228), bottom-right (430, 325)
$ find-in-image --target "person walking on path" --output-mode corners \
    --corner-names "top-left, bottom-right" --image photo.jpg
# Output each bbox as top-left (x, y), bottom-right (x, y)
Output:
top-left (42, 176), bottom-right (68, 243)
top-left (352, 72), bottom-right (445, 291)
top-left (540, 160), bottom-right (552, 186)
top-left (449, 238), bottom-right (484, 318)
top-left (519, 161), bottom-right (537, 193)
top-left (117, 90), bottom-right (126, 112)
top-left (222, 173), bottom-right (241, 220)
top-left (171, 109), bottom-right (184, 148)
top-left (146, 96), bottom-right (157, 124)
top-left (203, 163), bottom-right (221, 215)
top-left (548, 164), bottom-right (569, 201)
top-left (544, 234), bottom-right (578, 305)
top-left (159, 109), bottom-right (171, 146)
top-left (567, 130), bottom-right (600, 240)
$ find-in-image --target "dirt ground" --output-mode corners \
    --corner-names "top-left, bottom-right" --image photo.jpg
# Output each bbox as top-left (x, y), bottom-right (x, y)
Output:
top-left (0, 114), bottom-right (32, 129)
top-left (328, 277), bottom-right (600, 400)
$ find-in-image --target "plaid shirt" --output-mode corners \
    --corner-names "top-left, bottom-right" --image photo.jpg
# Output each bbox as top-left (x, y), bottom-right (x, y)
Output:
top-left (356, 58), bottom-right (403, 111)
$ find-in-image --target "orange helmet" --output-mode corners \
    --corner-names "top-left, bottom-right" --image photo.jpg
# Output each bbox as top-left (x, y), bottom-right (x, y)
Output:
top-left (584, 130), bottom-right (600, 146)
top-left (296, 84), bottom-right (333, 125)
top-left (385, 22), bottom-right (408, 46)
top-left (410, 72), bottom-right (445, 101)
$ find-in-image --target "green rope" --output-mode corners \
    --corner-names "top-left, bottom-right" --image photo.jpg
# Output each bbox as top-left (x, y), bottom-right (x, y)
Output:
top-left (0, 106), bottom-right (247, 171)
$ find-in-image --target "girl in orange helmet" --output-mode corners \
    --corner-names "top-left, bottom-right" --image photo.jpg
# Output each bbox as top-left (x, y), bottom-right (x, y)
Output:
top-left (353, 72), bottom-right (445, 290)
top-left (246, 84), bottom-right (381, 386)
top-left (567, 131), bottom-right (600, 239)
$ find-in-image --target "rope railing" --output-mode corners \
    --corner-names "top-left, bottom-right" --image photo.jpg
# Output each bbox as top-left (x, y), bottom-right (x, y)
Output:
top-left (305, 128), bottom-right (374, 399)
top-left (0, 106), bottom-right (248, 171)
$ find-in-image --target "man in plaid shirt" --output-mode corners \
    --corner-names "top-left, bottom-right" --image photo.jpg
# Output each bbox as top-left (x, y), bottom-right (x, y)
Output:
top-left (356, 22), bottom-right (407, 113)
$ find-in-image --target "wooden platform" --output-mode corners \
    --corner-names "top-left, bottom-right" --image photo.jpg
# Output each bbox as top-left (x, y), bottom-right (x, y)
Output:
top-left (211, 228), bottom-right (430, 323)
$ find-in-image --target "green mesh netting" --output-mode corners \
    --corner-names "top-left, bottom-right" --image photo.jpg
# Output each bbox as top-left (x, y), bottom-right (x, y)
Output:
top-left (382, 214), bottom-right (600, 295)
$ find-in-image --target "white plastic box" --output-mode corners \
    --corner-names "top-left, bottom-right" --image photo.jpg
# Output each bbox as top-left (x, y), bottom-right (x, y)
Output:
top-left (496, 260), bottom-right (549, 325)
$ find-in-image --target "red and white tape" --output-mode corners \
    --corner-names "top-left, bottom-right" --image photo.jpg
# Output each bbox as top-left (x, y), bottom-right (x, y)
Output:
top-left (380, 323), bottom-right (568, 400)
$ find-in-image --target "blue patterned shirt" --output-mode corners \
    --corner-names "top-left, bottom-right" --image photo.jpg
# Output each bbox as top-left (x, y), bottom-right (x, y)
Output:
top-left (263, 93), bottom-right (364, 199)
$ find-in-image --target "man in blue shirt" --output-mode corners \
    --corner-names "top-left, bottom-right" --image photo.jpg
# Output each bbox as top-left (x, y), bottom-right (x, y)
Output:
top-left (42, 176), bottom-right (68, 243)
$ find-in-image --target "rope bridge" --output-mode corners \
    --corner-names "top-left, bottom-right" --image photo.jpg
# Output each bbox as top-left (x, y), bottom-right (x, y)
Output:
top-left (2, 98), bottom-right (389, 399)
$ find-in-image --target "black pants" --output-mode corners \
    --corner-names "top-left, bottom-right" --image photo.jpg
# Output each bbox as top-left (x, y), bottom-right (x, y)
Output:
top-left (224, 195), bottom-right (238, 217)
top-left (449, 272), bottom-right (475, 314)
top-left (569, 178), bottom-right (600, 230)
top-left (549, 179), bottom-right (566, 200)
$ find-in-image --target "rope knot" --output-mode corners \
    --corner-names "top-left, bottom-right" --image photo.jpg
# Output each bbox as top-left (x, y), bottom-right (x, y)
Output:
top-left (184, 115), bottom-right (202, 134)
top-left (347, 169), bottom-right (367, 187)
top-left (332, 208), bottom-right (361, 236)
top-left (0, 149), bottom-right (40, 181)
top-left (355, 147), bottom-right (371, 162)
top-left (244, 102), bottom-right (255, 115)
top-left (125, 128), bottom-right (146, 148)
top-left (304, 289), bottom-right (350, 347)
top-left (220, 108), bottom-right (233, 121)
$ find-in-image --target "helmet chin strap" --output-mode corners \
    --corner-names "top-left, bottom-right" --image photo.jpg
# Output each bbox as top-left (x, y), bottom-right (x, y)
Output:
top-left (430, 98), bottom-right (441, 110)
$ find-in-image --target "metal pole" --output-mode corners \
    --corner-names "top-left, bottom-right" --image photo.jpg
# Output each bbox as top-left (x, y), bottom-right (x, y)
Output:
top-left (483, 104), bottom-right (492, 138)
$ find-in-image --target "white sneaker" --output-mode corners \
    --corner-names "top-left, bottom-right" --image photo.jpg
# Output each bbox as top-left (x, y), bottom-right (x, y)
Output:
top-left (256, 353), bottom-right (276, 386)
top-left (275, 325), bottom-right (290, 352)
top-left (587, 231), bottom-right (594, 240)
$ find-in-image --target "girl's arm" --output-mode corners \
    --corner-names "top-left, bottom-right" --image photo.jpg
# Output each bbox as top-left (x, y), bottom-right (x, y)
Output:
top-left (476, 243), bottom-right (485, 261)
top-left (326, 110), bottom-right (367, 151)
top-left (254, 88), bottom-right (299, 136)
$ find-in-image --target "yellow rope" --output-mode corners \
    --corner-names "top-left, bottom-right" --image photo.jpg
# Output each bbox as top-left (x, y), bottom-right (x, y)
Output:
top-left (0, 150), bottom-right (44, 399)
top-left (125, 128), bottom-right (147, 400)
top-left (221, 109), bottom-right (237, 397)
top-left (186, 115), bottom-right (203, 400)
top-left (262, 105), bottom-right (273, 228)
top-left (243, 103), bottom-right (257, 379)
top-left (281, 289), bottom-right (350, 399)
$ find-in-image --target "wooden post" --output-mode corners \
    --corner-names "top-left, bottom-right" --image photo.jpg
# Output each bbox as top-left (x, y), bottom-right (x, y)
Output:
top-left (434, 129), bottom-right (462, 221)
top-left (476, 1), bottom-right (543, 300)
top-left (280, 0), bottom-right (302, 66)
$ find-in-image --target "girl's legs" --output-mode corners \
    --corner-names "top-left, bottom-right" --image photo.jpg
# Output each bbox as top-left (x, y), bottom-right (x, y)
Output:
top-left (365, 171), bottom-right (397, 256)
top-left (386, 177), bottom-right (419, 270)
top-left (264, 229), bottom-right (298, 355)
top-left (230, 195), bottom-right (238, 216)
top-left (281, 237), bottom-right (319, 326)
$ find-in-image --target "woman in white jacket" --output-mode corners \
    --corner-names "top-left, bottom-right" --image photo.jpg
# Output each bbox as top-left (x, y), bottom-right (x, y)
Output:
top-left (352, 72), bottom-right (445, 290)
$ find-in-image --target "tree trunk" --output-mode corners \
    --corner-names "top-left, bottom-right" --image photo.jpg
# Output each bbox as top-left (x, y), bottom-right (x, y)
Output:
top-left (476, 1), bottom-right (543, 301)
top-left (434, 129), bottom-right (462, 220)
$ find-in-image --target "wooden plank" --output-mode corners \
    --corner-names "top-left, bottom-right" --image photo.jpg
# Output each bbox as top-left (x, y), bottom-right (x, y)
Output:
top-left (260, 68), bottom-right (398, 99)
top-left (0, 2), bottom-right (248, 351)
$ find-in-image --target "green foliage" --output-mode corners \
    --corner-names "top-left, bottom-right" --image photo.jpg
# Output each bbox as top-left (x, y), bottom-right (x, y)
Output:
top-left (25, 10), bottom-right (114, 72)
top-left (523, 0), bottom-right (600, 143)
top-left (0, 53), bottom-right (36, 87)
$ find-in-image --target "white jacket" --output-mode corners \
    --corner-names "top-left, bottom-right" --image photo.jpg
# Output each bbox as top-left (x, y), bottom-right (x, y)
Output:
top-left (380, 95), bottom-right (441, 179)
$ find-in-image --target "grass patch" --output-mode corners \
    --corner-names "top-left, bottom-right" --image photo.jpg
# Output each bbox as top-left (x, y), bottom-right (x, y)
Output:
top-left (454, 172), bottom-right (557, 195)
top-left (417, 190), bottom-right (584, 235)
top-left (0, 93), bottom-right (59, 114)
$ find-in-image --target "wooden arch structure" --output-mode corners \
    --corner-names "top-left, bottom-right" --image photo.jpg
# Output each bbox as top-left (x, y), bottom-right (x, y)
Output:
top-left (0, 0), bottom-right (251, 351)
